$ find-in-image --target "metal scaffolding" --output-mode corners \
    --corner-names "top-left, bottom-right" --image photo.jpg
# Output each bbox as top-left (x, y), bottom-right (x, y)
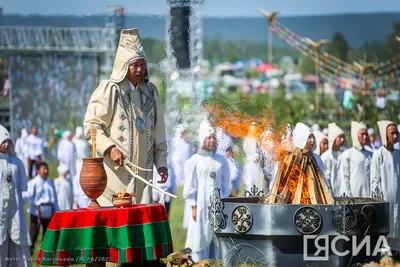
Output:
top-left (0, 6), bottom-right (125, 136)
top-left (0, 5), bottom-right (124, 55)
top-left (0, 26), bottom-right (112, 53)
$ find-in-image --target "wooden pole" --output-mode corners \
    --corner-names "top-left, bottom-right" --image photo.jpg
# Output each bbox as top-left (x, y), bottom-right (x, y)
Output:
top-left (314, 51), bottom-right (320, 119)
top-left (268, 27), bottom-right (273, 63)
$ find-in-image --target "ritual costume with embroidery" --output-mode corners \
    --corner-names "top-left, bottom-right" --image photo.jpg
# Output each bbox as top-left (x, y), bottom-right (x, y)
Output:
top-left (183, 121), bottom-right (231, 261)
top-left (84, 28), bottom-right (167, 205)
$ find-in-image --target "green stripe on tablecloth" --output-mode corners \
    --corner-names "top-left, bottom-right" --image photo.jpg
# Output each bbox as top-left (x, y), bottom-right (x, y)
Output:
top-left (41, 221), bottom-right (171, 251)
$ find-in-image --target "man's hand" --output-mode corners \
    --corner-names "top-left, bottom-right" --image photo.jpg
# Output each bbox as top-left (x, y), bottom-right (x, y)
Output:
top-left (192, 206), bottom-right (197, 222)
top-left (157, 167), bottom-right (168, 183)
top-left (109, 147), bottom-right (124, 166)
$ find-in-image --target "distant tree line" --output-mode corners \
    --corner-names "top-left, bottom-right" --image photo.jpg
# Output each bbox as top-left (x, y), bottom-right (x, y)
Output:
top-left (142, 21), bottom-right (400, 71)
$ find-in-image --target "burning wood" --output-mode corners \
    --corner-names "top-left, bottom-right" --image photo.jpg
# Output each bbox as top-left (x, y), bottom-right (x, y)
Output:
top-left (265, 148), bottom-right (334, 204)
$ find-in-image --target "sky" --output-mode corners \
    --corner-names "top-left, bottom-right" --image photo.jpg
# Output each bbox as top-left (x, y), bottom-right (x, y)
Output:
top-left (2, 0), bottom-right (400, 17)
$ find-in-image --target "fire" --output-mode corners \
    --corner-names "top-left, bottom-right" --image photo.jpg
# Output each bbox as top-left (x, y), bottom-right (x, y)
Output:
top-left (207, 106), bottom-right (333, 205)
top-left (208, 106), bottom-right (288, 160)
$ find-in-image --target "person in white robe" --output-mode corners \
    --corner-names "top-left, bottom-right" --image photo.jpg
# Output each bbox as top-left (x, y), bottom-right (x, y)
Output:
top-left (57, 131), bottom-right (77, 182)
top-left (314, 130), bottom-right (328, 156)
top-left (292, 123), bottom-right (325, 171)
top-left (170, 125), bottom-right (193, 227)
top-left (72, 126), bottom-right (90, 177)
top-left (54, 164), bottom-right (74, 211)
top-left (26, 126), bottom-right (44, 179)
top-left (366, 128), bottom-right (381, 152)
top-left (370, 120), bottom-right (400, 252)
top-left (0, 125), bottom-right (32, 267)
top-left (321, 122), bottom-right (346, 196)
top-left (270, 123), bottom-right (326, 191)
top-left (14, 128), bottom-right (29, 175)
top-left (72, 126), bottom-right (90, 209)
top-left (23, 162), bottom-right (59, 253)
top-left (394, 125), bottom-right (400, 150)
top-left (216, 126), bottom-right (233, 156)
top-left (260, 130), bottom-right (278, 193)
top-left (225, 145), bottom-right (242, 196)
top-left (243, 122), bottom-right (264, 192)
top-left (183, 120), bottom-right (231, 262)
top-left (171, 125), bottom-right (192, 186)
top-left (341, 122), bottom-right (372, 197)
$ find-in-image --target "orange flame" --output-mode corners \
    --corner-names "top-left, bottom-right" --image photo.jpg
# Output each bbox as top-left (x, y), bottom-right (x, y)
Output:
top-left (209, 106), bottom-right (289, 161)
top-left (208, 106), bottom-right (329, 204)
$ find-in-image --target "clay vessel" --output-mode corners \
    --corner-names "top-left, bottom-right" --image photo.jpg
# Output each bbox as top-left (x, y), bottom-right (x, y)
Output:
top-left (80, 157), bottom-right (107, 209)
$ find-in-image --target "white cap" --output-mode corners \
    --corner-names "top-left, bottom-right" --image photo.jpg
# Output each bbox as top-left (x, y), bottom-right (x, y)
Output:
top-left (0, 124), bottom-right (11, 144)
top-left (198, 120), bottom-right (215, 145)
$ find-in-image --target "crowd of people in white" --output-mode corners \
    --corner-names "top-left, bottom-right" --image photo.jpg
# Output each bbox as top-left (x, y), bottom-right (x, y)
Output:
top-left (175, 117), bottom-right (400, 261)
top-left (0, 115), bottom-right (399, 265)
top-left (9, 54), bottom-right (99, 144)
top-left (0, 124), bottom-right (91, 266)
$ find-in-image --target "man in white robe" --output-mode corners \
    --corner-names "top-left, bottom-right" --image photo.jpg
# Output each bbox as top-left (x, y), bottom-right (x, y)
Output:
top-left (26, 126), bottom-right (44, 179)
top-left (321, 122), bottom-right (346, 196)
top-left (341, 122), bottom-right (372, 197)
top-left (183, 120), bottom-right (231, 262)
top-left (313, 130), bottom-right (328, 156)
top-left (292, 123), bottom-right (325, 171)
top-left (54, 164), bottom-right (74, 211)
top-left (243, 122), bottom-right (264, 192)
top-left (72, 126), bottom-right (90, 176)
top-left (171, 125), bottom-right (192, 186)
top-left (72, 126), bottom-right (90, 208)
top-left (170, 125), bottom-right (193, 228)
top-left (260, 130), bottom-right (278, 193)
top-left (14, 128), bottom-right (29, 175)
top-left (370, 120), bottom-right (400, 252)
top-left (0, 125), bottom-right (32, 267)
top-left (395, 125), bottom-right (400, 150)
top-left (216, 126), bottom-right (233, 156)
top-left (23, 162), bottom-right (59, 253)
top-left (57, 131), bottom-right (77, 181)
top-left (366, 128), bottom-right (381, 152)
top-left (225, 145), bottom-right (242, 197)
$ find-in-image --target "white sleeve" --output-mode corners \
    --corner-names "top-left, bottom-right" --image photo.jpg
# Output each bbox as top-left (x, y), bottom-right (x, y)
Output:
top-left (341, 151), bottom-right (352, 197)
top-left (182, 157), bottom-right (197, 207)
top-left (321, 153), bottom-right (332, 191)
top-left (370, 150), bottom-right (382, 197)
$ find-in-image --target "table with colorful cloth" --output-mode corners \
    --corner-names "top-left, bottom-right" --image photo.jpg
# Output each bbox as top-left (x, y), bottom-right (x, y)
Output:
top-left (36, 203), bottom-right (173, 266)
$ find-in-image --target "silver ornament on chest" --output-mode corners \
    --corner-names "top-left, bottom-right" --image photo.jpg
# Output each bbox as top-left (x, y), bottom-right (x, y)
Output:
top-left (135, 117), bottom-right (146, 133)
top-left (210, 172), bottom-right (216, 179)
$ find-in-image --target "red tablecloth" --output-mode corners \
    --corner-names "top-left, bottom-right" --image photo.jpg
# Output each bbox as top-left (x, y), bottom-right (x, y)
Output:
top-left (37, 204), bottom-right (173, 265)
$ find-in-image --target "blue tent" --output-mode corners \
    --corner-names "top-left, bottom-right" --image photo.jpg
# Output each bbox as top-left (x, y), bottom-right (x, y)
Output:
top-left (245, 58), bottom-right (263, 68)
top-left (234, 60), bottom-right (245, 69)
